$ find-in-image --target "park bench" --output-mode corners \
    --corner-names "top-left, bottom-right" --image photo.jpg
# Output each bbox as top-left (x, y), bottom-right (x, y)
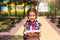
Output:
top-left (56, 16), bottom-right (60, 28)
top-left (50, 16), bottom-right (56, 23)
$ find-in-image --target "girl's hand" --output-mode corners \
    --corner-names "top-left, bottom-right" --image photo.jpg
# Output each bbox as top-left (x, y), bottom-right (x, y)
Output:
top-left (24, 32), bottom-right (41, 38)
top-left (24, 33), bottom-right (32, 38)
top-left (31, 32), bottom-right (41, 37)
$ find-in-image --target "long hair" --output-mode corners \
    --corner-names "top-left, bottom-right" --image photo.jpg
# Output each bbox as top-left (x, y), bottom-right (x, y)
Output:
top-left (27, 8), bottom-right (37, 19)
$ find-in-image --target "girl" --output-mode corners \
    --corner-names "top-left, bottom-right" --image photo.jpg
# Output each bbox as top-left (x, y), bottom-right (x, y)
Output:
top-left (23, 8), bottom-right (41, 40)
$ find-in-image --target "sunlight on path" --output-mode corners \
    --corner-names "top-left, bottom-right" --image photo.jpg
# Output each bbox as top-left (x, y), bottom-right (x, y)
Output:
top-left (15, 17), bottom-right (60, 40)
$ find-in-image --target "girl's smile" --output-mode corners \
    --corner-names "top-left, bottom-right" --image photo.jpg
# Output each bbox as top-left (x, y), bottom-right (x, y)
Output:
top-left (28, 12), bottom-right (36, 22)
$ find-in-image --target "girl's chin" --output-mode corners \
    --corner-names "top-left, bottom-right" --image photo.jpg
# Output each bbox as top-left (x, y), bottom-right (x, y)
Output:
top-left (30, 20), bottom-right (35, 22)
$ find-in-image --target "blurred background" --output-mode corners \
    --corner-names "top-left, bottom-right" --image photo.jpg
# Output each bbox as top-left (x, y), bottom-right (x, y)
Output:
top-left (0, 0), bottom-right (60, 40)
top-left (0, 0), bottom-right (60, 17)
top-left (0, 0), bottom-right (60, 32)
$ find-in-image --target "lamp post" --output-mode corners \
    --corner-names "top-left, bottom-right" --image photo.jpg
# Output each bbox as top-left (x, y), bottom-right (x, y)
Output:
top-left (54, 0), bottom-right (56, 18)
top-left (51, 0), bottom-right (56, 23)
top-left (37, 0), bottom-right (38, 11)
top-left (23, 0), bottom-right (26, 18)
top-left (0, 1), bottom-right (2, 13)
top-left (8, 0), bottom-right (11, 16)
top-left (46, 0), bottom-right (51, 19)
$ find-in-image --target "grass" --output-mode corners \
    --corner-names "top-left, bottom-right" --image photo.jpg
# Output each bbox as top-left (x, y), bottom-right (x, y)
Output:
top-left (0, 19), bottom-right (13, 32)
top-left (0, 35), bottom-right (23, 40)
top-left (0, 18), bottom-right (20, 32)
top-left (0, 25), bottom-right (9, 32)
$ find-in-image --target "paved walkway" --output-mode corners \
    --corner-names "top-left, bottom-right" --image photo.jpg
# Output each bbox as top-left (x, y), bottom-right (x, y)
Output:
top-left (15, 17), bottom-right (60, 40)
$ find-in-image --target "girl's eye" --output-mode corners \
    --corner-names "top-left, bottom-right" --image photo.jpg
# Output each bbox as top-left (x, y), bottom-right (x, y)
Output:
top-left (29, 15), bottom-right (35, 16)
top-left (33, 15), bottom-right (35, 16)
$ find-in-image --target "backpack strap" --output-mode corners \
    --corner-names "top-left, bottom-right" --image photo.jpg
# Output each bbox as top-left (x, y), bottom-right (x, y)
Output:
top-left (35, 21), bottom-right (41, 30)
top-left (24, 21), bottom-right (30, 30)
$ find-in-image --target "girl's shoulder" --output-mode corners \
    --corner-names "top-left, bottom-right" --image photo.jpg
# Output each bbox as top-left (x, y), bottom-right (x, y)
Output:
top-left (35, 21), bottom-right (42, 27)
top-left (24, 20), bottom-right (41, 27)
top-left (24, 20), bottom-right (29, 27)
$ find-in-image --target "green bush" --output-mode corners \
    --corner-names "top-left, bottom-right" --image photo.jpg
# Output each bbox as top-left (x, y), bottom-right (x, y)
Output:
top-left (0, 25), bottom-right (9, 32)
top-left (56, 10), bottom-right (60, 16)
top-left (0, 12), bottom-right (8, 16)
top-left (39, 12), bottom-right (49, 16)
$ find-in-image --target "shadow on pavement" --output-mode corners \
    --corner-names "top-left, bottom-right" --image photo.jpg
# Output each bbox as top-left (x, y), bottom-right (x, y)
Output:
top-left (0, 35), bottom-right (23, 40)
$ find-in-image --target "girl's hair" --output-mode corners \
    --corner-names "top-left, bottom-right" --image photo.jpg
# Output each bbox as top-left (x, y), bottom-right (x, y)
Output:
top-left (27, 8), bottom-right (37, 19)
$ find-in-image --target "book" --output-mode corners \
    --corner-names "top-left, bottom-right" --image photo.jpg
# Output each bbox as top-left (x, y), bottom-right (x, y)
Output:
top-left (24, 30), bottom-right (40, 34)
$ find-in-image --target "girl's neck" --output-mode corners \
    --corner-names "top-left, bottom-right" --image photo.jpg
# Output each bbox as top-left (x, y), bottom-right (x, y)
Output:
top-left (27, 20), bottom-right (37, 22)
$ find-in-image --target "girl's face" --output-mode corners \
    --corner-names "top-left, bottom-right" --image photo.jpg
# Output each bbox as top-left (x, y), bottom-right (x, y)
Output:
top-left (28, 12), bottom-right (36, 22)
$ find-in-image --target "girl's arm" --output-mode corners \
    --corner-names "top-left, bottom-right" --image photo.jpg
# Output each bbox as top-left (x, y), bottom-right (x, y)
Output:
top-left (39, 26), bottom-right (41, 37)
top-left (24, 26), bottom-right (27, 32)
top-left (24, 26), bottom-right (32, 38)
